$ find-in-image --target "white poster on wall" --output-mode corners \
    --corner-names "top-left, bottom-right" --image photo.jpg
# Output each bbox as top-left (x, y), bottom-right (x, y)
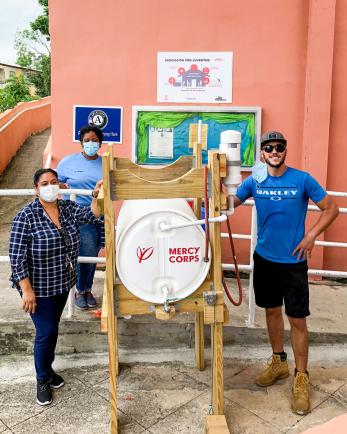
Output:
top-left (148, 127), bottom-right (174, 158)
top-left (157, 52), bottom-right (232, 103)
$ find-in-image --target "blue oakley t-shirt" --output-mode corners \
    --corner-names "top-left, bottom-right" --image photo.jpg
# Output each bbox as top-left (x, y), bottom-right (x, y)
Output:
top-left (236, 167), bottom-right (326, 263)
top-left (56, 153), bottom-right (102, 206)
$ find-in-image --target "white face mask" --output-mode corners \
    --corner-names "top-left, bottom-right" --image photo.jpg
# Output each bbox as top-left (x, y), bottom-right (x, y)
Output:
top-left (39, 184), bottom-right (60, 202)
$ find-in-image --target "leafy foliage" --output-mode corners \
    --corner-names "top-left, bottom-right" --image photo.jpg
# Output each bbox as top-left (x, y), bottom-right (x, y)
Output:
top-left (0, 75), bottom-right (34, 112)
top-left (14, 0), bottom-right (50, 97)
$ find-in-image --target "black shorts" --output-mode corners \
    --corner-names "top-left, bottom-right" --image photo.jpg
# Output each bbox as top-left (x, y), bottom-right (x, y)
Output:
top-left (253, 251), bottom-right (310, 318)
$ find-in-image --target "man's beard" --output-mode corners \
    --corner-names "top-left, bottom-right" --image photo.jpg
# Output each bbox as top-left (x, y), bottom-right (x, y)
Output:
top-left (264, 154), bottom-right (286, 168)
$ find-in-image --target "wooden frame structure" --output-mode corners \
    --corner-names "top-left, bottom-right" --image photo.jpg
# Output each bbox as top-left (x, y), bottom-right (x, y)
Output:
top-left (100, 144), bottom-right (230, 433)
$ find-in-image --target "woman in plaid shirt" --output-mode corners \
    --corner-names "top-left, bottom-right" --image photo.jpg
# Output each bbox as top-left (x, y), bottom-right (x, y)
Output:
top-left (9, 168), bottom-right (102, 406)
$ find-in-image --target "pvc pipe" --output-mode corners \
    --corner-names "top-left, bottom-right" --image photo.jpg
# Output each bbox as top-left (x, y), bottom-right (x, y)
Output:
top-left (0, 189), bottom-right (92, 196)
top-left (221, 233), bottom-right (251, 240)
top-left (159, 214), bottom-right (227, 231)
top-left (0, 256), bottom-right (106, 263)
top-left (221, 234), bottom-right (347, 247)
top-left (197, 119), bottom-right (202, 144)
top-left (221, 265), bottom-right (347, 279)
top-left (0, 189), bottom-right (36, 196)
top-left (314, 241), bottom-right (347, 248)
top-left (222, 264), bottom-right (252, 272)
top-left (78, 257), bottom-right (106, 263)
top-left (308, 269), bottom-right (347, 278)
top-left (327, 191), bottom-right (347, 197)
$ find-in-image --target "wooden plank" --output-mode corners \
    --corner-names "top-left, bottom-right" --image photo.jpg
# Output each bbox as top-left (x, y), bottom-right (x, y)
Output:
top-left (211, 323), bottom-right (224, 415)
top-left (96, 186), bottom-right (104, 214)
top-left (195, 312), bottom-right (205, 370)
top-left (155, 305), bottom-right (176, 320)
top-left (102, 147), bottom-right (118, 433)
top-left (208, 151), bottom-right (224, 416)
top-left (100, 280), bottom-right (108, 332)
top-left (111, 167), bottom-right (205, 200)
top-left (193, 141), bottom-right (205, 371)
top-left (219, 153), bottom-right (227, 210)
top-left (209, 151), bottom-right (223, 290)
top-left (115, 156), bottom-right (193, 181)
top-left (223, 304), bottom-right (230, 325)
top-left (219, 153), bottom-right (227, 178)
top-left (220, 192), bottom-right (228, 211)
top-left (189, 124), bottom-right (208, 149)
top-left (205, 415), bottom-right (230, 433)
top-left (115, 280), bottom-right (212, 316)
top-left (203, 292), bottom-right (225, 324)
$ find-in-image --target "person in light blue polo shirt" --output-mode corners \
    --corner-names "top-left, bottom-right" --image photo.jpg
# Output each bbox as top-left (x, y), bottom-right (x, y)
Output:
top-left (56, 126), bottom-right (104, 310)
top-left (235, 131), bottom-right (338, 416)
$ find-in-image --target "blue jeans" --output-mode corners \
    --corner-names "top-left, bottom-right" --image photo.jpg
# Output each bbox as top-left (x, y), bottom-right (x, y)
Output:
top-left (76, 223), bottom-right (102, 293)
top-left (30, 291), bottom-right (69, 381)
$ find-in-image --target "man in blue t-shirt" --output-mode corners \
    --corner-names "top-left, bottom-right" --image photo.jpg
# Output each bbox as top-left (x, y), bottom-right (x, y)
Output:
top-left (235, 131), bottom-right (338, 415)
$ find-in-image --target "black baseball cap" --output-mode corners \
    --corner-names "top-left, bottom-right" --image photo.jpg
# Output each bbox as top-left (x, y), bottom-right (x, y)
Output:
top-left (260, 131), bottom-right (287, 147)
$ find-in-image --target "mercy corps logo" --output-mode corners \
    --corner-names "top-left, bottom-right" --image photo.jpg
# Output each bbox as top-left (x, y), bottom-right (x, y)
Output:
top-left (137, 247), bottom-right (154, 263)
top-left (136, 246), bottom-right (200, 263)
top-left (256, 188), bottom-right (298, 201)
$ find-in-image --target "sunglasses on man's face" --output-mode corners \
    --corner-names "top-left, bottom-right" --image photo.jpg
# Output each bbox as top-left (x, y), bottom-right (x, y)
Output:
top-left (261, 143), bottom-right (287, 153)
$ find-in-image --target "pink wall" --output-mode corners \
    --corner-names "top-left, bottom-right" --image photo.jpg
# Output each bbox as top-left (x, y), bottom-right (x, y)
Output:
top-left (49, 0), bottom-right (346, 271)
top-left (0, 97), bottom-right (51, 174)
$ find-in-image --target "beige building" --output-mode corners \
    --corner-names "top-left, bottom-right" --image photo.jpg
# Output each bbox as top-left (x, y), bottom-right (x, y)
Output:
top-left (0, 62), bottom-right (38, 95)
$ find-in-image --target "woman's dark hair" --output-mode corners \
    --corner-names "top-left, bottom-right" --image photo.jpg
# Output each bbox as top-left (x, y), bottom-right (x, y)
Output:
top-left (79, 125), bottom-right (103, 143)
top-left (33, 168), bottom-right (58, 186)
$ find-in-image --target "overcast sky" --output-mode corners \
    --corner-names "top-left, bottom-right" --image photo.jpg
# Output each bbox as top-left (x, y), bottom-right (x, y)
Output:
top-left (0, 0), bottom-right (43, 64)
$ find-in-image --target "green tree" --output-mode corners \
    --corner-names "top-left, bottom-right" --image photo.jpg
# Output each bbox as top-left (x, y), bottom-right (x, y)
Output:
top-left (15, 0), bottom-right (50, 97)
top-left (0, 75), bottom-right (33, 112)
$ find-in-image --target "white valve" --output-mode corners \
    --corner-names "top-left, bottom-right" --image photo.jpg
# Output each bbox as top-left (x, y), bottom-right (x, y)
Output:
top-left (219, 130), bottom-right (242, 215)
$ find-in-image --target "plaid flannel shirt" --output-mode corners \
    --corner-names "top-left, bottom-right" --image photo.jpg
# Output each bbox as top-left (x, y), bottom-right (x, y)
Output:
top-left (9, 198), bottom-right (101, 297)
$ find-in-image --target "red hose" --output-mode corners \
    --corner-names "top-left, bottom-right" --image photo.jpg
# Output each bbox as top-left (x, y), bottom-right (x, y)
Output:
top-left (203, 166), bottom-right (209, 262)
top-left (222, 216), bottom-right (243, 306)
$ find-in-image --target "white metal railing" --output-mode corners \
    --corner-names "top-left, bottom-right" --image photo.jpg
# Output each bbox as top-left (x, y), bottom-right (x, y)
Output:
top-left (222, 196), bottom-right (347, 326)
top-left (0, 189), bottom-right (346, 324)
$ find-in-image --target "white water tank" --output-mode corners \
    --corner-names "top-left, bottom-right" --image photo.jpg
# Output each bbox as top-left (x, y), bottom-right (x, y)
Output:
top-left (116, 199), bottom-right (211, 304)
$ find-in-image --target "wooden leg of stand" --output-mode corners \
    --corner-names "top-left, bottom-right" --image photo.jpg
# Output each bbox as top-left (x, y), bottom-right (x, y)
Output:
top-left (195, 312), bottom-right (205, 370)
top-left (108, 314), bottom-right (118, 433)
top-left (103, 148), bottom-right (118, 432)
top-left (205, 415), bottom-right (230, 433)
top-left (212, 323), bottom-right (224, 415)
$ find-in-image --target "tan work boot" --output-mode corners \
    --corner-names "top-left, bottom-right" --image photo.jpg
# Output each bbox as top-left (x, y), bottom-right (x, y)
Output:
top-left (255, 354), bottom-right (289, 387)
top-left (292, 371), bottom-right (310, 415)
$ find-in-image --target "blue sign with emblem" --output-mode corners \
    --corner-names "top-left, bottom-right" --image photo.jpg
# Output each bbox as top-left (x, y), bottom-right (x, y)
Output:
top-left (73, 105), bottom-right (123, 143)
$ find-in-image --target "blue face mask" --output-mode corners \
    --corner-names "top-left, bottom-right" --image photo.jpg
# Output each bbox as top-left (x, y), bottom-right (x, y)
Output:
top-left (252, 160), bottom-right (268, 183)
top-left (83, 141), bottom-right (100, 157)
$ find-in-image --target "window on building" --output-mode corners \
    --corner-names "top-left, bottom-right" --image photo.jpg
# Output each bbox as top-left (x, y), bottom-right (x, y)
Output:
top-left (0, 68), bottom-right (5, 84)
top-left (9, 71), bottom-right (15, 77)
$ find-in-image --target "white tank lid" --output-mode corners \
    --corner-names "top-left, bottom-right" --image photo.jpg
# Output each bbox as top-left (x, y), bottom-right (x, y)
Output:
top-left (116, 200), bottom-right (211, 304)
top-left (221, 130), bottom-right (241, 144)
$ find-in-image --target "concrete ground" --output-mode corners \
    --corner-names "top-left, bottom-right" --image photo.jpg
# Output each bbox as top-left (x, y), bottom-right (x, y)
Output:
top-left (1, 269), bottom-right (347, 433)
top-left (1, 346), bottom-right (347, 434)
